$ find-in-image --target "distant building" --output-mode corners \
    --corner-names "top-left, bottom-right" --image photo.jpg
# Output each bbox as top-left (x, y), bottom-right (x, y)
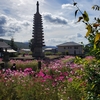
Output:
top-left (3, 49), bottom-right (17, 53)
top-left (44, 48), bottom-right (57, 53)
top-left (57, 42), bottom-right (83, 56)
top-left (20, 49), bottom-right (30, 54)
top-left (0, 39), bottom-right (10, 58)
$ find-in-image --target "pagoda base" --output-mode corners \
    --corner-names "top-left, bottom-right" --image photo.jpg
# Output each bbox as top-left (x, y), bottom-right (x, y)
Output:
top-left (32, 47), bottom-right (45, 59)
top-left (32, 53), bottom-right (45, 59)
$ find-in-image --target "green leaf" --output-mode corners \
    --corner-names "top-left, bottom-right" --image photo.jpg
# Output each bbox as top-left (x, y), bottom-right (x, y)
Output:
top-left (77, 16), bottom-right (83, 22)
top-left (92, 6), bottom-right (95, 10)
top-left (92, 5), bottom-right (100, 11)
top-left (85, 25), bottom-right (92, 37)
top-left (94, 32), bottom-right (100, 43)
top-left (97, 18), bottom-right (100, 23)
top-left (94, 44), bottom-right (96, 49)
top-left (91, 84), bottom-right (95, 90)
top-left (75, 9), bottom-right (78, 17)
top-left (86, 31), bottom-right (90, 37)
top-left (73, 2), bottom-right (77, 6)
top-left (83, 11), bottom-right (89, 22)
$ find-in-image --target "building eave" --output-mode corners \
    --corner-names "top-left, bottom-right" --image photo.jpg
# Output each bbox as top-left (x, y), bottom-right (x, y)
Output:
top-left (57, 42), bottom-right (83, 47)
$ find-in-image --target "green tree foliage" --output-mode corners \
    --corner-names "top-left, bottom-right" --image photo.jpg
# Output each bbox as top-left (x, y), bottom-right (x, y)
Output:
top-left (73, 0), bottom-right (100, 58)
top-left (73, 1), bottom-right (100, 99)
top-left (29, 39), bottom-right (33, 52)
top-left (9, 38), bottom-right (18, 51)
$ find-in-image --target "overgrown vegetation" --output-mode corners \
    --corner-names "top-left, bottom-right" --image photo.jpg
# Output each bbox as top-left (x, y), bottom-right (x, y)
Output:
top-left (72, 1), bottom-right (100, 99)
top-left (0, 56), bottom-right (100, 100)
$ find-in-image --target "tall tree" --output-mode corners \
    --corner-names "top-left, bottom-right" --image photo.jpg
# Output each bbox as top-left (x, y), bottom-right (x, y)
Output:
top-left (10, 38), bottom-right (18, 51)
top-left (29, 39), bottom-right (33, 51)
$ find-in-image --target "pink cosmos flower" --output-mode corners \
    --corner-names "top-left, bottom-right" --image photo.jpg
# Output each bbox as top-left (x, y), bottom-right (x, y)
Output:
top-left (37, 70), bottom-right (45, 77)
top-left (24, 68), bottom-right (32, 72)
top-left (58, 76), bottom-right (64, 81)
top-left (68, 78), bottom-right (73, 82)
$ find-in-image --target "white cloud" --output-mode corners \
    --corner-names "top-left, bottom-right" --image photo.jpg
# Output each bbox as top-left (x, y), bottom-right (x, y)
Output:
top-left (43, 13), bottom-right (68, 25)
top-left (62, 4), bottom-right (74, 9)
top-left (64, 33), bottom-right (88, 44)
top-left (0, 0), bottom-right (99, 46)
top-left (45, 38), bottom-right (67, 46)
top-left (0, 14), bottom-right (32, 42)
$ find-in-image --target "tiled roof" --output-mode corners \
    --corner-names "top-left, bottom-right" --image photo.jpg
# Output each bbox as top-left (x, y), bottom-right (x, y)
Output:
top-left (4, 49), bottom-right (16, 52)
top-left (0, 41), bottom-right (10, 48)
top-left (57, 42), bottom-right (82, 46)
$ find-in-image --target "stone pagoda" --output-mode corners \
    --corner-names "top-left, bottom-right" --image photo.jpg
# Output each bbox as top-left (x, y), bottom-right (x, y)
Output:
top-left (31, 1), bottom-right (45, 59)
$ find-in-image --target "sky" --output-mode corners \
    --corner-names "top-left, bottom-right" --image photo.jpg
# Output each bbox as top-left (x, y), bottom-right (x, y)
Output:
top-left (0, 0), bottom-right (100, 46)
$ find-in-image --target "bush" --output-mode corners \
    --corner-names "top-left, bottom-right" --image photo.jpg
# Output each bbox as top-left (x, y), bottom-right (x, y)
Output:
top-left (56, 52), bottom-right (62, 55)
top-left (8, 60), bottom-right (38, 71)
top-left (9, 53), bottom-right (18, 57)
top-left (45, 51), bottom-right (53, 55)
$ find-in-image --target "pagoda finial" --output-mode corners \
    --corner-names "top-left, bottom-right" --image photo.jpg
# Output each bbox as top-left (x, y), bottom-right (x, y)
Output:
top-left (36, 1), bottom-right (39, 13)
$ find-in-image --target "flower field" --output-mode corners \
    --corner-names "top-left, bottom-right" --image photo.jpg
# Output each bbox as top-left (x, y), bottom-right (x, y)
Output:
top-left (0, 56), bottom-right (100, 100)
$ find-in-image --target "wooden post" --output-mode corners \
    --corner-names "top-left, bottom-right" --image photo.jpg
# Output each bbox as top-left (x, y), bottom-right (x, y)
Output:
top-left (38, 61), bottom-right (41, 69)
top-left (3, 48), bottom-right (9, 69)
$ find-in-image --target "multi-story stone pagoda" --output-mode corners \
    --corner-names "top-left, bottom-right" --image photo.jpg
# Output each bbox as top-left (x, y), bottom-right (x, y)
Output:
top-left (31, 1), bottom-right (45, 59)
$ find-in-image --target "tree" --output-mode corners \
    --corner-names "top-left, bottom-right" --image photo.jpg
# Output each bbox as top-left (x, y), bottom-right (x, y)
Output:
top-left (73, 1), bottom-right (100, 99)
top-left (9, 38), bottom-right (18, 51)
top-left (29, 38), bottom-right (34, 52)
top-left (73, 0), bottom-right (100, 58)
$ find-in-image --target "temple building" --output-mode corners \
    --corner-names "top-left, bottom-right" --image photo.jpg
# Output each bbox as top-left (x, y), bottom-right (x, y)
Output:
top-left (31, 1), bottom-right (45, 59)
top-left (0, 39), bottom-right (10, 58)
